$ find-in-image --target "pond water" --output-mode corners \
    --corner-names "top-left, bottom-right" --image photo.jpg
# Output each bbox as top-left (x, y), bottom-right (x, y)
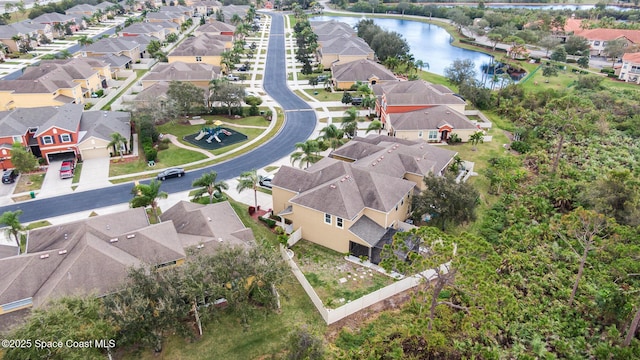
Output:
top-left (311, 16), bottom-right (495, 84)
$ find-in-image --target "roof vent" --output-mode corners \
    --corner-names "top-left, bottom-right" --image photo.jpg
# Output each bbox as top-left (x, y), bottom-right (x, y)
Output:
top-left (58, 250), bottom-right (67, 255)
top-left (126, 234), bottom-right (135, 239)
top-left (340, 177), bottom-right (346, 182)
top-left (207, 217), bottom-right (212, 222)
top-left (106, 224), bottom-right (110, 230)
top-left (64, 233), bottom-right (68, 240)
top-left (372, 162), bottom-right (376, 166)
top-left (40, 254), bottom-right (50, 259)
top-left (196, 244), bottom-right (205, 249)
top-left (330, 184), bottom-right (337, 189)
top-left (109, 238), bottom-right (118, 243)
top-left (218, 237), bottom-right (223, 242)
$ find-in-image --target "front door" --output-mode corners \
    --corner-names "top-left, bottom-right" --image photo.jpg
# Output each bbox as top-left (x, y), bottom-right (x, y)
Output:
top-left (440, 130), bottom-right (449, 141)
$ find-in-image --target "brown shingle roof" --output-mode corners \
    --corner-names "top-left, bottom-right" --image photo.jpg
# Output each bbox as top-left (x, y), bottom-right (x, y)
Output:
top-left (373, 80), bottom-right (465, 107)
top-left (332, 59), bottom-right (396, 83)
top-left (389, 105), bottom-right (478, 131)
top-left (169, 33), bottom-right (231, 56)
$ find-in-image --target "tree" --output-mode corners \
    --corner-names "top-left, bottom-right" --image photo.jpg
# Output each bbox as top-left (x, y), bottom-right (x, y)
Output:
top-left (167, 81), bottom-right (205, 116)
top-left (552, 207), bottom-right (608, 306)
top-left (108, 132), bottom-right (128, 159)
top-left (236, 170), bottom-right (264, 208)
top-left (77, 35), bottom-right (93, 47)
top-left (365, 119), bottom-right (382, 134)
top-left (340, 91), bottom-right (352, 105)
top-left (0, 210), bottom-right (23, 250)
top-left (444, 58), bottom-right (477, 87)
top-left (318, 124), bottom-right (345, 151)
top-left (604, 38), bottom-right (627, 67)
top-left (130, 179), bottom-right (167, 223)
top-left (192, 171), bottom-right (228, 204)
top-left (290, 140), bottom-right (321, 169)
top-left (341, 107), bottom-right (359, 138)
top-left (397, 1), bottom-right (409, 16)
top-left (550, 47), bottom-right (567, 63)
top-left (285, 325), bottom-right (325, 360)
top-left (414, 59), bottom-right (428, 73)
top-left (485, 155), bottom-right (526, 195)
top-left (539, 35), bottom-right (561, 57)
top-left (411, 174), bottom-right (479, 231)
top-left (10, 142), bottom-right (38, 174)
top-left (542, 63), bottom-right (559, 83)
top-left (166, 32), bottom-right (178, 43)
top-left (369, 31), bottom-right (410, 62)
top-left (468, 131), bottom-right (484, 151)
top-left (209, 79), bottom-right (245, 116)
top-left (577, 55), bottom-right (590, 69)
top-left (449, 9), bottom-right (472, 34)
top-left (564, 35), bottom-right (590, 55)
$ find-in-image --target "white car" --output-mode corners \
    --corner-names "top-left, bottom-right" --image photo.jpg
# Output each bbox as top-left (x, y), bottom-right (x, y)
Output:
top-left (226, 74), bottom-right (240, 81)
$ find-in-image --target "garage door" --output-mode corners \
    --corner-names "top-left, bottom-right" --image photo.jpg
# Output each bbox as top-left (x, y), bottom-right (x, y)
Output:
top-left (81, 147), bottom-right (109, 160)
top-left (47, 151), bottom-right (75, 163)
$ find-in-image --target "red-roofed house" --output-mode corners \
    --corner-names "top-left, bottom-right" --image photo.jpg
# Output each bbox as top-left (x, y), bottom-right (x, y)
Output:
top-left (618, 52), bottom-right (640, 84)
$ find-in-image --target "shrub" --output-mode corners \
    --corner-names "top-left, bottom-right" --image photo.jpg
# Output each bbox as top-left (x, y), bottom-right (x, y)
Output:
top-left (157, 142), bottom-right (169, 151)
top-left (144, 148), bottom-right (157, 162)
top-left (510, 141), bottom-right (531, 153)
top-left (258, 216), bottom-right (277, 228)
top-left (448, 133), bottom-right (462, 144)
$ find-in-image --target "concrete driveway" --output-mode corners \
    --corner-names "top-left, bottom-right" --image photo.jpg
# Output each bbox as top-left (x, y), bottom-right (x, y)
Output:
top-left (38, 161), bottom-right (74, 198)
top-left (76, 157), bottom-right (111, 191)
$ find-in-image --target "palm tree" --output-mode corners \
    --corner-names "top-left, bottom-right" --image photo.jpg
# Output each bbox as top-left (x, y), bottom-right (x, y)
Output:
top-left (290, 140), bottom-right (321, 169)
top-left (318, 124), bottom-right (345, 150)
top-left (342, 107), bottom-right (359, 138)
top-left (362, 96), bottom-right (376, 117)
top-left (230, 14), bottom-right (242, 26)
top-left (0, 210), bottom-right (24, 252)
top-left (108, 132), bottom-right (128, 159)
top-left (365, 120), bottom-right (383, 134)
top-left (130, 180), bottom-right (167, 223)
top-left (57, 50), bottom-right (72, 59)
top-left (78, 35), bottom-right (93, 47)
top-left (414, 59), bottom-right (429, 73)
top-left (192, 171), bottom-right (228, 204)
top-left (384, 56), bottom-right (400, 72)
top-left (236, 170), bottom-right (264, 208)
top-left (469, 131), bottom-right (484, 151)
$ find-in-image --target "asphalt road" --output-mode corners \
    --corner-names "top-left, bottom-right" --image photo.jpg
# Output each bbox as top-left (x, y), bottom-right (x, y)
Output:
top-left (0, 13), bottom-right (317, 223)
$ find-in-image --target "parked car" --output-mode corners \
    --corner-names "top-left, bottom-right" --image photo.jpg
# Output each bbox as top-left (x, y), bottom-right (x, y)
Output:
top-left (351, 97), bottom-right (363, 106)
top-left (2, 169), bottom-right (18, 184)
top-left (316, 75), bottom-right (328, 82)
top-left (157, 167), bottom-right (185, 180)
top-left (226, 74), bottom-right (240, 81)
top-left (259, 176), bottom-right (273, 189)
top-left (238, 63), bottom-right (249, 71)
top-left (59, 160), bottom-right (75, 179)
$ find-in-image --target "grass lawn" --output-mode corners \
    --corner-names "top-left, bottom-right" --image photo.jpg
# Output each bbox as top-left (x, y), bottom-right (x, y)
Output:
top-left (293, 240), bottom-right (396, 308)
top-left (26, 220), bottom-right (52, 230)
top-left (72, 163), bottom-right (82, 184)
top-left (14, 172), bottom-right (45, 193)
top-left (303, 89), bottom-right (345, 102)
top-left (264, 165), bottom-right (279, 173)
top-left (109, 144), bottom-right (207, 177)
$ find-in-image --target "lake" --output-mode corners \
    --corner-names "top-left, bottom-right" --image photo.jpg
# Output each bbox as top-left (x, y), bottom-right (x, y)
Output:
top-left (311, 16), bottom-right (495, 84)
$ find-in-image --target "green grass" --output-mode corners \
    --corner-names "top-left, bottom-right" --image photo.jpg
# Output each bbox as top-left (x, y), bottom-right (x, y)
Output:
top-left (264, 165), bottom-right (279, 173)
top-left (109, 144), bottom-right (207, 177)
top-left (303, 89), bottom-right (345, 102)
top-left (25, 220), bottom-right (52, 230)
top-left (72, 163), bottom-right (82, 184)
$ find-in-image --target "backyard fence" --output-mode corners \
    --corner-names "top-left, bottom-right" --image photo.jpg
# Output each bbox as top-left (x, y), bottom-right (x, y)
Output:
top-left (287, 227), bottom-right (302, 247)
top-left (280, 245), bottom-right (424, 325)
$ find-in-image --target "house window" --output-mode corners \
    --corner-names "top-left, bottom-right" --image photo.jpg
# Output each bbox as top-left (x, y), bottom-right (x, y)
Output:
top-left (12, 136), bottom-right (21, 143)
top-left (42, 136), bottom-right (54, 145)
top-left (195, 56), bottom-right (202, 62)
top-left (594, 41), bottom-right (600, 46)
top-left (28, 128), bottom-right (37, 134)
top-left (428, 130), bottom-right (438, 141)
top-left (324, 213), bottom-right (331, 225)
top-left (336, 217), bottom-right (343, 228)
top-left (60, 134), bottom-right (72, 143)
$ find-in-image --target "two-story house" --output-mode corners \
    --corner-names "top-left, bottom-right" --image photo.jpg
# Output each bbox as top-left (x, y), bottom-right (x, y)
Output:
top-left (83, 37), bottom-right (141, 65)
top-left (167, 33), bottom-right (232, 67)
top-left (120, 22), bottom-right (167, 42)
top-left (373, 80), bottom-right (467, 129)
top-left (618, 52), bottom-right (640, 84)
top-left (271, 135), bottom-right (456, 261)
top-left (192, 0), bottom-right (222, 16)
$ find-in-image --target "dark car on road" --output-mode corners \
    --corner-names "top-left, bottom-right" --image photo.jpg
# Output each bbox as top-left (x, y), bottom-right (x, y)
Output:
top-left (157, 168), bottom-right (185, 180)
top-left (351, 97), bottom-right (363, 106)
top-left (2, 169), bottom-right (18, 184)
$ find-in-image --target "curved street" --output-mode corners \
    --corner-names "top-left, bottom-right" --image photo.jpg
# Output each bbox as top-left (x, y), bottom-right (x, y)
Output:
top-left (0, 12), bottom-right (317, 223)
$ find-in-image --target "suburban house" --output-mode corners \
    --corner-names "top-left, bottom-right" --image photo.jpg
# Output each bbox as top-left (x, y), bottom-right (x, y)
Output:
top-left (271, 135), bottom-right (456, 260)
top-left (0, 58), bottom-right (110, 110)
top-left (563, 18), bottom-right (640, 56)
top-left (195, 21), bottom-right (235, 36)
top-left (151, 20), bottom-right (181, 34)
top-left (373, 80), bottom-right (467, 128)
top-left (65, 3), bottom-right (99, 17)
top-left (386, 105), bottom-right (481, 142)
top-left (192, 0), bottom-right (223, 16)
top-left (331, 59), bottom-right (398, 90)
top-left (0, 103), bottom-right (131, 165)
top-left (167, 33), bottom-right (233, 67)
top-left (30, 13), bottom-right (82, 37)
top-left (146, 11), bottom-right (187, 25)
top-left (133, 82), bottom-right (171, 108)
top-left (120, 22), bottom-right (167, 42)
top-left (311, 20), bottom-right (355, 40)
top-left (0, 22), bottom-right (53, 52)
top-left (316, 34), bottom-right (375, 68)
top-left (83, 37), bottom-right (142, 65)
top-left (618, 52), bottom-right (640, 84)
top-left (141, 61), bottom-right (220, 89)
top-left (0, 201), bottom-right (254, 331)
top-left (158, 5), bottom-right (196, 17)
top-left (219, 5), bottom-right (249, 22)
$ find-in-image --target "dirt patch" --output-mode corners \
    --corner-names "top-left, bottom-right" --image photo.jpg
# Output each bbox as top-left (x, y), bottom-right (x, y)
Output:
top-left (324, 287), bottom-right (417, 343)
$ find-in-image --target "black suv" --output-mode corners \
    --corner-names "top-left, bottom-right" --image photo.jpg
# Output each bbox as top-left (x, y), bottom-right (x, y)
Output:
top-left (2, 169), bottom-right (18, 184)
top-left (351, 97), bottom-right (363, 106)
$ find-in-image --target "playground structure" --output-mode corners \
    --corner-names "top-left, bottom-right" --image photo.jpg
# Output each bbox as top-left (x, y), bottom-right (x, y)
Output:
top-left (194, 126), bottom-right (234, 144)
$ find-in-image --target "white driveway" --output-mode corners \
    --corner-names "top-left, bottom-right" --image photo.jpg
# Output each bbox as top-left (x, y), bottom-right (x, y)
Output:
top-left (38, 161), bottom-right (74, 198)
top-left (76, 157), bottom-right (111, 191)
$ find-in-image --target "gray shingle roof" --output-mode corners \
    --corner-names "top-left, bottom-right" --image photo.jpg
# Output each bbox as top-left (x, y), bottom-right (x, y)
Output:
top-left (389, 105), bottom-right (478, 131)
top-left (332, 59), bottom-right (396, 83)
top-left (348, 215), bottom-right (387, 246)
top-left (122, 22), bottom-right (165, 35)
top-left (31, 13), bottom-right (77, 24)
top-left (100, 53), bottom-right (132, 68)
top-left (169, 33), bottom-right (230, 56)
top-left (144, 61), bottom-right (219, 82)
top-left (0, 58), bottom-right (101, 94)
top-left (373, 80), bottom-right (465, 107)
top-left (84, 37), bottom-right (140, 54)
top-left (311, 20), bottom-right (355, 36)
top-left (319, 35), bottom-right (373, 57)
top-left (79, 110), bottom-right (131, 142)
top-left (195, 21), bottom-right (235, 35)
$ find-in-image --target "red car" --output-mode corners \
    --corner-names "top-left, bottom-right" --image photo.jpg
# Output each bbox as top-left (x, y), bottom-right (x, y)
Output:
top-left (59, 160), bottom-right (75, 179)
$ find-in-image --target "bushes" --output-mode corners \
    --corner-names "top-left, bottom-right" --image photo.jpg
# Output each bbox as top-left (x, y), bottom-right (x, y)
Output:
top-left (258, 216), bottom-right (276, 228)
top-left (510, 141), bottom-right (531, 154)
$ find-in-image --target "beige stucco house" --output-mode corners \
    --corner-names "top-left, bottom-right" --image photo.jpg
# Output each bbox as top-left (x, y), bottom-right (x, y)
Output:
top-left (387, 105), bottom-right (480, 142)
top-left (167, 33), bottom-right (232, 67)
top-left (618, 52), bottom-right (640, 84)
top-left (331, 59), bottom-right (397, 90)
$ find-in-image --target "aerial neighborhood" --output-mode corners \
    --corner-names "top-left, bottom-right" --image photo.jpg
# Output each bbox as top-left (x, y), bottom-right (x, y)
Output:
top-left (0, 0), bottom-right (639, 359)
